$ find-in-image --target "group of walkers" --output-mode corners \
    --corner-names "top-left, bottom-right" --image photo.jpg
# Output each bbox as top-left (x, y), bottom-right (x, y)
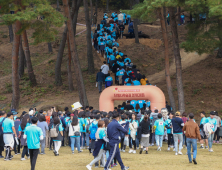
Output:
top-left (0, 103), bottom-right (222, 170)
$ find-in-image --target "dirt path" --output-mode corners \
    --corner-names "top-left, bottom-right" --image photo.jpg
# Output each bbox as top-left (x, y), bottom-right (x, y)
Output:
top-left (148, 49), bottom-right (209, 84)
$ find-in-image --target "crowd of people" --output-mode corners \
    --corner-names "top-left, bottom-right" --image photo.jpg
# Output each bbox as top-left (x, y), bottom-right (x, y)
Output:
top-left (0, 104), bottom-right (222, 170)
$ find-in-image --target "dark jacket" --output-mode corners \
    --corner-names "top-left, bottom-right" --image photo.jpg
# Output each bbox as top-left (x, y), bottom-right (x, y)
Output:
top-left (93, 139), bottom-right (105, 157)
top-left (140, 119), bottom-right (150, 135)
top-left (136, 73), bottom-right (142, 81)
top-left (171, 117), bottom-right (184, 134)
top-left (96, 72), bottom-right (105, 82)
top-left (107, 119), bottom-right (129, 143)
top-left (124, 104), bottom-right (134, 111)
top-left (112, 64), bottom-right (120, 73)
top-left (14, 120), bottom-right (21, 136)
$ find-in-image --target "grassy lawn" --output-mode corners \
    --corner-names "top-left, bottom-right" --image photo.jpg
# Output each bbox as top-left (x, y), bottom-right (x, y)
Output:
top-left (0, 142), bottom-right (221, 170)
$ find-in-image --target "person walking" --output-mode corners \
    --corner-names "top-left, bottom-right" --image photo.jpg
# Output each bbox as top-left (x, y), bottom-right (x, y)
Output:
top-left (139, 114), bottom-right (150, 154)
top-left (206, 111), bottom-right (217, 152)
top-left (0, 111), bottom-right (7, 159)
top-left (154, 113), bottom-right (165, 151)
top-left (24, 117), bottom-right (43, 170)
top-left (213, 111), bottom-right (221, 144)
top-left (104, 112), bottom-right (129, 170)
top-left (96, 69), bottom-right (105, 93)
top-left (199, 111), bottom-right (208, 149)
top-left (101, 61), bottom-right (109, 78)
top-left (69, 115), bottom-right (82, 154)
top-left (171, 111), bottom-right (184, 155)
top-left (2, 112), bottom-right (17, 161)
top-left (52, 117), bottom-right (63, 156)
top-left (183, 113), bottom-right (201, 164)
top-left (165, 112), bottom-right (174, 151)
top-left (19, 114), bottom-right (31, 160)
top-left (129, 113), bottom-right (138, 154)
top-left (37, 114), bottom-right (48, 154)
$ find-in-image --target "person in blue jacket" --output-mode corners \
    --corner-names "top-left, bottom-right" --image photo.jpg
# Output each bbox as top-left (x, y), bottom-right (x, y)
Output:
top-left (116, 68), bottom-right (125, 85)
top-left (206, 111), bottom-right (217, 152)
top-left (105, 74), bottom-right (113, 88)
top-left (132, 78), bottom-right (141, 86)
top-left (165, 112), bottom-right (174, 151)
top-left (199, 111), bottom-right (208, 149)
top-left (104, 112), bottom-right (129, 170)
top-left (24, 117), bottom-right (43, 170)
top-left (154, 114), bottom-right (165, 151)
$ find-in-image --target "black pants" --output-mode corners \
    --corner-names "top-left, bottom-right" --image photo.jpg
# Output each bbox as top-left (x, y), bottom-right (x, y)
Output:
top-left (120, 138), bottom-right (125, 150)
top-left (50, 138), bottom-right (54, 149)
top-left (5, 146), bottom-right (11, 159)
top-left (129, 135), bottom-right (136, 150)
top-left (0, 146), bottom-right (4, 156)
top-left (213, 128), bottom-right (220, 141)
top-left (168, 134), bottom-right (174, 147)
top-left (22, 146), bottom-right (29, 158)
top-left (14, 138), bottom-right (21, 154)
top-left (30, 149), bottom-right (39, 170)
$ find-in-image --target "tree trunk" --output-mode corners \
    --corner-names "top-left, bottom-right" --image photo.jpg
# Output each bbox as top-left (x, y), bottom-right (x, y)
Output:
top-left (106, 0), bottom-right (109, 12)
top-left (11, 20), bottom-right (21, 110)
top-left (83, 0), bottom-right (95, 74)
top-left (55, 0), bottom-right (79, 86)
top-left (169, 7), bottom-right (185, 113)
top-left (8, 25), bottom-right (14, 43)
top-left (90, 0), bottom-right (93, 26)
top-left (67, 34), bottom-right (74, 92)
top-left (62, 0), bottom-right (89, 107)
top-left (95, 0), bottom-right (98, 19)
top-left (163, 6), bottom-right (167, 31)
top-left (18, 37), bottom-right (25, 79)
top-left (48, 42), bottom-right (53, 53)
top-left (22, 30), bottom-right (37, 86)
top-left (134, 18), bottom-right (139, 43)
top-left (73, 0), bottom-right (81, 35)
top-left (158, 8), bottom-right (176, 113)
top-left (57, 0), bottom-right (60, 11)
top-left (217, 20), bottom-right (222, 58)
top-left (177, 7), bottom-right (181, 24)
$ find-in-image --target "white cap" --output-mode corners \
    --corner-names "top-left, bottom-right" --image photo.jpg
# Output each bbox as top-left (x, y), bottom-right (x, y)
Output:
top-left (29, 110), bottom-right (34, 116)
top-left (71, 102), bottom-right (83, 111)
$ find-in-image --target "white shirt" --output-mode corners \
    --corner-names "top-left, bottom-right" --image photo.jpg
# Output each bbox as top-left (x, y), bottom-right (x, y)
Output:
top-left (118, 13), bottom-right (124, 21)
top-left (101, 64), bottom-right (109, 74)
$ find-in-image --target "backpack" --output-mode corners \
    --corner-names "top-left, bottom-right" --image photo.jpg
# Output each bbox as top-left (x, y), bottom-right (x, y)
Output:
top-left (151, 113), bottom-right (158, 126)
top-left (108, 41), bottom-right (112, 48)
top-left (50, 124), bottom-right (59, 138)
top-left (86, 120), bottom-right (93, 134)
top-left (89, 122), bottom-right (98, 140)
top-left (0, 118), bottom-right (6, 135)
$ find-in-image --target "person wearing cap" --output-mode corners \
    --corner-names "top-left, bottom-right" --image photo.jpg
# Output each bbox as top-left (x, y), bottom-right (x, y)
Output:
top-left (96, 69), bottom-right (105, 93)
top-left (206, 111), bottom-right (217, 152)
top-left (2, 112), bottom-right (17, 161)
top-left (171, 111), bottom-right (184, 155)
top-left (24, 117), bottom-right (43, 170)
top-left (199, 111), bottom-right (208, 149)
top-left (0, 111), bottom-right (7, 158)
top-left (183, 113), bottom-right (201, 164)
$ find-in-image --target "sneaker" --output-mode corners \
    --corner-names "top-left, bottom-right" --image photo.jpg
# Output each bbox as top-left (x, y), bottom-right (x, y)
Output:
top-left (122, 150), bottom-right (125, 153)
top-left (145, 151), bottom-right (148, 154)
top-left (94, 166), bottom-right (99, 168)
top-left (200, 146), bottom-right (204, 149)
top-left (205, 146), bottom-right (208, 149)
top-left (143, 148), bottom-right (146, 151)
top-left (40, 152), bottom-right (45, 155)
top-left (189, 161), bottom-right (192, 163)
top-left (113, 163), bottom-right (118, 167)
top-left (151, 143), bottom-right (154, 146)
top-left (170, 146), bottom-right (174, 148)
top-left (173, 148), bottom-right (175, 151)
top-left (217, 141), bottom-right (219, 144)
top-left (97, 51), bottom-right (99, 53)
top-left (157, 147), bottom-right (160, 151)
top-left (4, 158), bottom-right (10, 161)
top-left (181, 147), bottom-right (183, 149)
top-left (139, 150), bottom-right (142, 154)
top-left (72, 151), bottom-right (74, 154)
top-left (0, 155), bottom-right (4, 159)
top-left (129, 149), bottom-right (133, 153)
top-left (193, 159), bottom-right (197, 165)
top-left (100, 165), bottom-right (104, 168)
top-left (86, 165), bottom-right (92, 170)
top-left (178, 151), bottom-right (183, 155)
top-left (120, 149), bottom-right (122, 152)
top-left (133, 150), bottom-right (136, 154)
top-left (175, 153), bottom-right (178, 155)
top-left (17, 153), bottom-right (21, 154)
top-left (122, 166), bottom-right (129, 170)
top-left (27, 156), bottom-right (30, 159)
top-left (167, 147), bottom-right (170, 151)
top-left (213, 140), bottom-right (216, 143)
top-left (21, 158), bottom-right (26, 161)
top-left (137, 147), bottom-right (139, 150)
top-left (10, 155), bottom-right (13, 159)
top-left (14, 153), bottom-right (17, 155)
top-left (209, 149), bottom-right (214, 152)
top-left (78, 150), bottom-right (83, 153)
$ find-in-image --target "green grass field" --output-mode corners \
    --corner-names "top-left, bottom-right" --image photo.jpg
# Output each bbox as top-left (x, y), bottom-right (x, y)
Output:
top-left (0, 143), bottom-right (222, 170)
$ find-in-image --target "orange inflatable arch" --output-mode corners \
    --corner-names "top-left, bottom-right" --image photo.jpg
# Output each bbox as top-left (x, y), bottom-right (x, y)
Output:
top-left (99, 85), bottom-right (166, 112)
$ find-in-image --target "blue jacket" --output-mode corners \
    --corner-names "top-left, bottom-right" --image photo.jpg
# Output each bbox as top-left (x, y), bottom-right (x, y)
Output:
top-left (171, 117), bottom-right (184, 134)
top-left (96, 72), bottom-right (105, 82)
top-left (107, 119), bottom-right (129, 143)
